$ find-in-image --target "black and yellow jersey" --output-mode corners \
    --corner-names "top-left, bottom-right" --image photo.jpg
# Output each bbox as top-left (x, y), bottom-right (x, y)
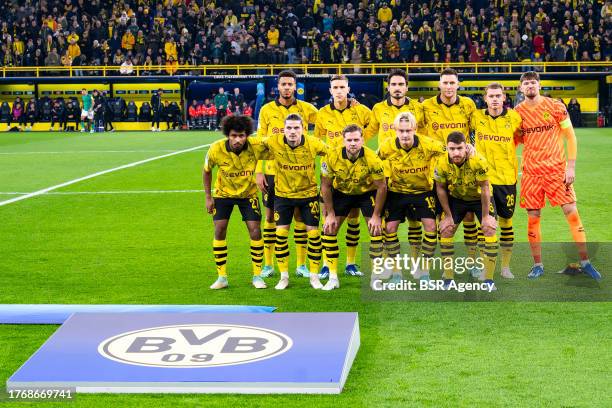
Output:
top-left (377, 135), bottom-right (446, 194)
top-left (321, 146), bottom-right (385, 194)
top-left (470, 108), bottom-right (521, 185)
top-left (365, 97), bottom-right (424, 144)
top-left (250, 133), bottom-right (327, 199)
top-left (256, 98), bottom-right (318, 175)
top-left (433, 152), bottom-right (491, 201)
top-left (314, 101), bottom-right (372, 147)
top-left (204, 138), bottom-right (272, 198)
top-left (422, 95), bottom-right (476, 144)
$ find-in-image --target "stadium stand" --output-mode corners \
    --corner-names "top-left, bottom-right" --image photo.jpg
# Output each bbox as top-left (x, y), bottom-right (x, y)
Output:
top-left (0, 0), bottom-right (609, 72)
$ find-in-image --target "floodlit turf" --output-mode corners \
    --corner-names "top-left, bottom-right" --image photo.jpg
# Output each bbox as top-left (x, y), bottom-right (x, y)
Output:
top-left (0, 129), bottom-right (610, 407)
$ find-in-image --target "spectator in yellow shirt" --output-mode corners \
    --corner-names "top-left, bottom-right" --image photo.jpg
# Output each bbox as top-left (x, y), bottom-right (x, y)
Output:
top-left (164, 38), bottom-right (178, 60)
top-left (267, 25), bottom-right (279, 46)
top-left (165, 56), bottom-right (178, 75)
top-left (121, 31), bottom-right (135, 51)
top-left (377, 2), bottom-right (393, 23)
top-left (224, 10), bottom-right (238, 27)
top-left (67, 32), bottom-right (79, 44)
top-left (67, 40), bottom-right (81, 59)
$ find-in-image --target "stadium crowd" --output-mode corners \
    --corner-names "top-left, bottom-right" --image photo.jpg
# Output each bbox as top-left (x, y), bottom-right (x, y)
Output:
top-left (0, 0), bottom-right (610, 73)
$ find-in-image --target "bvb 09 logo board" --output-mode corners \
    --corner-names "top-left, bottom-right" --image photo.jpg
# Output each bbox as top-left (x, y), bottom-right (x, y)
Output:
top-left (98, 324), bottom-right (293, 368)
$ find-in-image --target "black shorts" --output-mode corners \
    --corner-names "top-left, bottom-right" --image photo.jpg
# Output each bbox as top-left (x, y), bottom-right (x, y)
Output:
top-left (332, 189), bottom-right (376, 218)
top-left (492, 184), bottom-right (517, 219)
top-left (384, 190), bottom-right (437, 222)
top-left (213, 197), bottom-right (262, 221)
top-left (448, 196), bottom-right (496, 225)
top-left (274, 196), bottom-right (320, 227)
top-left (262, 175), bottom-right (275, 209)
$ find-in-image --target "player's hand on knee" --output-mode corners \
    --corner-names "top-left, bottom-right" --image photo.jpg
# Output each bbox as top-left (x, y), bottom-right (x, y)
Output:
top-left (368, 215), bottom-right (382, 237)
top-left (481, 215), bottom-right (497, 234)
top-left (323, 214), bottom-right (338, 235)
top-left (206, 196), bottom-right (215, 214)
top-left (256, 173), bottom-right (268, 194)
top-left (439, 216), bottom-right (455, 235)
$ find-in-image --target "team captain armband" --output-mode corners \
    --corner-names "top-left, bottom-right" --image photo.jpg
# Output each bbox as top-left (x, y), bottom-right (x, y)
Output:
top-left (559, 117), bottom-right (572, 129)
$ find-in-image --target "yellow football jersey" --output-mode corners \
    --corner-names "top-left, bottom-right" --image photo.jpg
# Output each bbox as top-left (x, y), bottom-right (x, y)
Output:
top-left (250, 133), bottom-right (327, 199)
top-left (204, 138), bottom-right (272, 198)
top-left (422, 95), bottom-right (476, 144)
top-left (365, 97), bottom-right (424, 144)
top-left (470, 108), bottom-right (522, 185)
top-left (321, 146), bottom-right (385, 194)
top-left (433, 152), bottom-right (491, 201)
top-left (256, 98), bottom-right (318, 175)
top-left (377, 135), bottom-right (446, 194)
top-left (314, 102), bottom-right (372, 147)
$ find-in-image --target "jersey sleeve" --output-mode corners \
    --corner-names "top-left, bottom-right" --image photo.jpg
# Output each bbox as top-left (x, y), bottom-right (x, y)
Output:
top-left (433, 156), bottom-right (448, 183)
top-left (553, 100), bottom-right (572, 129)
top-left (428, 138), bottom-right (446, 159)
top-left (474, 156), bottom-right (489, 182)
top-left (369, 155), bottom-right (385, 180)
top-left (359, 105), bottom-right (372, 129)
top-left (305, 102), bottom-right (318, 125)
top-left (253, 143), bottom-right (273, 160)
top-left (256, 107), bottom-right (269, 137)
top-left (203, 145), bottom-right (216, 172)
top-left (320, 156), bottom-right (334, 178)
top-left (313, 111), bottom-right (326, 140)
top-left (364, 105), bottom-right (379, 141)
top-left (315, 137), bottom-right (328, 156)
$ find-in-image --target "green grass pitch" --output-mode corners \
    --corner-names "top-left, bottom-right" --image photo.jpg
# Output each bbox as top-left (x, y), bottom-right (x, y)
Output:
top-left (0, 129), bottom-right (610, 407)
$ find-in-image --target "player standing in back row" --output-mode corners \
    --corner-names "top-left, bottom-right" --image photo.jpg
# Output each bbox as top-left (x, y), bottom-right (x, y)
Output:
top-left (365, 69), bottom-right (425, 265)
top-left (514, 71), bottom-right (601, 280)
top-left (255, 70), bottom-right (318, 280)
top-left (470, 82), bottom-right (522, 279)
top-left (422, 68), bottom-right (480, 261)
top-left (314, 74), bottom-right (372, 279)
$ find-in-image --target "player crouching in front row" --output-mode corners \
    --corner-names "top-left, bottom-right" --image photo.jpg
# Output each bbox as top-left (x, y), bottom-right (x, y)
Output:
top-left (320, 124), bottom-right (387, 291)
top-left (203, 115), bottom-right (271, 289)
top-left (435, 131), bottom-right (499, 290)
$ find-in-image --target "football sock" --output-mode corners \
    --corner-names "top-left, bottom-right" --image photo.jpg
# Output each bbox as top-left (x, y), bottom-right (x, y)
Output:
top-left (499, 217), bottom-right (514, 270)
top-left (565, 210), bottom-right (588, 261)
top-left (483, 235), bottom-right (498, 280)
top-left (346, 217), bottom-right (360, 265)
top-left (213, 239), bottom-right (227, 277)
top-left (527, 214), bottom-right (542, 264)
top-left (263, 221), bottom-right (276, 267)
top-left (408, 219), bottom-right (422, 259)
top-left (275, 228), bottom-right (290, 274)
top-left (322, 234), bottom-right (339, 279)
top-left (294, 222), bottom-right (307, 266)
top-left (307, 229), bottom-right (322, 274)
top-left (463, 220), bottom-right (478, 259)
top-left (440, 236), bottom-right (455, 279)
top-left (250, 239), bottom-right (264, 276)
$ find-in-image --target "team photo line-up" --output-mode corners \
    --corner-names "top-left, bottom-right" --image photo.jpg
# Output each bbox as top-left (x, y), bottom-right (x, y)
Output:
top-left (202, 68), bottom-right (602, 292)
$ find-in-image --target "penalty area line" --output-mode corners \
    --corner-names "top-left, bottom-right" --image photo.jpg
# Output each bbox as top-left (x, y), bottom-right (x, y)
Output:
top-left (0, 143), bottom-right (211, 207)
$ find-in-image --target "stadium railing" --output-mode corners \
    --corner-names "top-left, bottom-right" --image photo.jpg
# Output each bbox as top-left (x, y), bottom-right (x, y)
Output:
top-left (1, 62), bottom-right (610, 77)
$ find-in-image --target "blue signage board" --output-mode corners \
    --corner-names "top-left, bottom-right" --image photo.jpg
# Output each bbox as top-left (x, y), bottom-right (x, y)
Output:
top-left (8, 312), bottom-right (360, 394)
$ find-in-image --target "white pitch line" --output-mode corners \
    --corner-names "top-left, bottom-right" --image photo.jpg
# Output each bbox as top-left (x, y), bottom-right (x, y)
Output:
top-left (0, 144), bottom-right (211, 207)
top-left (0, 190), bottom-right (203, 195)
top-left (0, 149), bottom-right (207, 155)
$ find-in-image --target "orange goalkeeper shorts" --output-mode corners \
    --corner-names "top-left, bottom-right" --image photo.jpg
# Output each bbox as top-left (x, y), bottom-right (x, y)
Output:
top-left (520, 172), bottom-right (576, 209)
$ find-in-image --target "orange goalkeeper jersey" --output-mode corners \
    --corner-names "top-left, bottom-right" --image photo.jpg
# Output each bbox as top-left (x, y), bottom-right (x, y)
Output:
top-left (515, 97), bottom-right (572, 176)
